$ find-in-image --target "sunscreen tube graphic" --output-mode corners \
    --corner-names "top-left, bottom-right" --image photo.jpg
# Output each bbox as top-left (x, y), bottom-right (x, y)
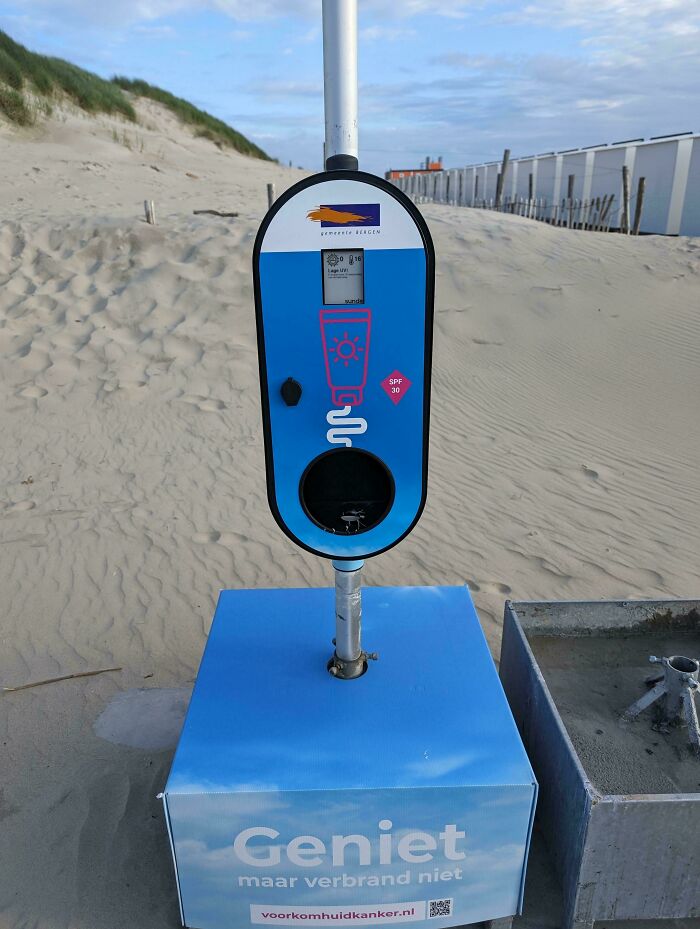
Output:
top-left (320, 308), bottom-right (371, 406)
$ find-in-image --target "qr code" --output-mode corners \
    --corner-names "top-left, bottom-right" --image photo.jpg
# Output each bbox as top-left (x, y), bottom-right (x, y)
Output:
top-left (429, 899), bottom-right (453, 919)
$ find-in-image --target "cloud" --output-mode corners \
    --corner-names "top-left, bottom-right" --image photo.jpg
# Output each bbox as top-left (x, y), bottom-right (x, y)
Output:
top-left (296, 25), bottom-right (320, 43)
top-left (664, 20), bottom-right (700, 35)
top-left (498, 0), bottom-right (700, 53)
top-left (360, 25), bottom-right (417, 41)
top-left (365, 0), bottom-right (476, 16)
top-left (131, 23), bottom-right (176, 36)
top-left (356, 3), bottom-right (700, 168)
top-left (247, 80), bottom-right (324, 100)
top-left (431, 52), bottom-right (519, 71)
top-left (576, 98), bottom-right (624, 111)
top-left (3, 0), bottom-right (482, 28)
top-left (500, 0), bottom-right (698, 28)
top-left (3, 0), bottom-right (698, 174)
top-left (10, 0), bottom-right (315, 27)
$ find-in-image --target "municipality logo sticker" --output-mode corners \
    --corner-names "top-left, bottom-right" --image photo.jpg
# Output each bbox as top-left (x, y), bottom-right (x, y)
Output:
top-left (307, 204), bottom-right (380, 227)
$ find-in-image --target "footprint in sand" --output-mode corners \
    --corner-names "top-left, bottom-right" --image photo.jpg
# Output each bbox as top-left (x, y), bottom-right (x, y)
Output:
top-left (192, 530), bottom-right (222, 544)
top-left (117, 380), bottom-right (148, 390)
top-left (5, 500), bottom-right (36, 513)
top-left (198, 398), bottom-right (226, 412)
top-left (479, 581), bottom-right (513, 596)
top-left (16, 385), bottom-right (48, 399)
top-left (179, 394), bottom-right (226, 412)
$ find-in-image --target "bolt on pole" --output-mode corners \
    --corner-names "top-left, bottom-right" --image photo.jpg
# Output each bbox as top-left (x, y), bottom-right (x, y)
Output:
top-left (322, 0), bottom-right (358, 171)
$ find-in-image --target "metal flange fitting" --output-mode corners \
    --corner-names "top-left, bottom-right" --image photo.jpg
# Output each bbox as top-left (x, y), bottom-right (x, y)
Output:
top-left (622, 654), bottom-right (700, 755)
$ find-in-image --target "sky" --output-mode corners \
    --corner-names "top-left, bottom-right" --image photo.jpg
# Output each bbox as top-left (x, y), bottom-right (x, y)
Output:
top-left (1, 0), bottom-right (699, 175)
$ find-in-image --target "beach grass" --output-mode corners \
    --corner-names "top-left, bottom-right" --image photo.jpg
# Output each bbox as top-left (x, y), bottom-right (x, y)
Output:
top-left (0, 30), bottom-right (269, 160)
top-left (0, 31), bottom-right (136, 123)
top-left (0, 85), bottom-right (33, 125)
top-left (111, 77), bottom-right (270, 159)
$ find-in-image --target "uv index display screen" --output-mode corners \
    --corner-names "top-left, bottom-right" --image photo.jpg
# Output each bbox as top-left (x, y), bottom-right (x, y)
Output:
top-left (322, 249), bottom-right (364, 305)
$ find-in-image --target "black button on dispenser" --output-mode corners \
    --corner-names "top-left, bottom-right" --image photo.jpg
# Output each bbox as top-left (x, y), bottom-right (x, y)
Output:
top-left (281, 377), bottom-right (302, 406)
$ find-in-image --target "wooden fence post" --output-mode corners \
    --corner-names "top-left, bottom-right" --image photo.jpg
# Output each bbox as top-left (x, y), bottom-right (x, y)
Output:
top-left (567, 175), bottom-right (575, 228)
top-left (601, 194), bottom-right (615, 231)
top-left (596, 196), bottom-right (607, 232)
top-left (267, 183), bottom-right (276, 209)
top-left (632, 177), bottom-right (646, 235)
top-left (495, 148), bottom-right (510, 209)
top-left (144, 200), bottom-right (156, 225)
top-left (621, 165), bottom-right (630, 234)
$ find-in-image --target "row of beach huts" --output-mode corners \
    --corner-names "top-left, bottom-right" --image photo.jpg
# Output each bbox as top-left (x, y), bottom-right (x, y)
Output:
top-left (388, 132), bottom-right (700, 236)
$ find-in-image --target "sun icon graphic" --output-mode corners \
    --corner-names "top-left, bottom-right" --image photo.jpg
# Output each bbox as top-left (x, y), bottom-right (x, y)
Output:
top-left (329, 332), bottom-right (364, 367)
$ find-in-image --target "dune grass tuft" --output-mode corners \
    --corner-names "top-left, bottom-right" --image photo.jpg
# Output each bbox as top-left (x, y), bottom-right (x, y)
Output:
top-left (0, 84), bottom-right (33, 125)
top-left (0, 47), bottom-right (24, 90)
top-left (111, 76), bottom-right (270, 160)
top-left (0, 30), bottom-right (268, 160)
top-left (0, 30), bottom-right (136, 125)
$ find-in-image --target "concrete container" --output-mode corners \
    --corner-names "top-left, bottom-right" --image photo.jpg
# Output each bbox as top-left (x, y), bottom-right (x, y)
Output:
top-left (499, 598), bottom-right (700, 929)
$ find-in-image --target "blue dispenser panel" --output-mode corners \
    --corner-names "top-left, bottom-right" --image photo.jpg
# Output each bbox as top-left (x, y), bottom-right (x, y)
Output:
top-left (254, 174), bottom-right (434, 559)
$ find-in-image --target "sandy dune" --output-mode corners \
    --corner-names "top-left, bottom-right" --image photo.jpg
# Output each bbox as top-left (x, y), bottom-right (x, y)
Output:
top-left (1, 97), bottom-right (699, 928)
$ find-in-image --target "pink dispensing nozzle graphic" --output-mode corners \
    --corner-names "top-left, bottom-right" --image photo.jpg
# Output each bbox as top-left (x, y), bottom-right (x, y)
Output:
top-left (320, 309), bottom-right (371, 406)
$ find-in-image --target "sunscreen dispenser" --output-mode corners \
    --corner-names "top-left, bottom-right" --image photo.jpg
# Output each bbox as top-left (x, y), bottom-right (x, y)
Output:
top-left (253, 169), bottom-right (435, 561)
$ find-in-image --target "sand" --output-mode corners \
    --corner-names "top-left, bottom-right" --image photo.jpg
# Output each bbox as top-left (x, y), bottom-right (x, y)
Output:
top-left (1, 95), bottom-right (700, 927)
top-left (530, 632), bottom-right (700, 795)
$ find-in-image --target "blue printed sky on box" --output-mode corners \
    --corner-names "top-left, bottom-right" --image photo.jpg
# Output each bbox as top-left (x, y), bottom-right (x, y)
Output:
top-left (163, 586), bottom-right (537, 929)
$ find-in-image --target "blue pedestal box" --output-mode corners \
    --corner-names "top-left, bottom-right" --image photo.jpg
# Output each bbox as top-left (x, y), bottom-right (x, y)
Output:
top-left (162, 586), bottom-right (536, 929)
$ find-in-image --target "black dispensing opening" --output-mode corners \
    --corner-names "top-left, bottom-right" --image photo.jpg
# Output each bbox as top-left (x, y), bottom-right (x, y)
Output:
top-left (300, 448), bottom-right (394, 535)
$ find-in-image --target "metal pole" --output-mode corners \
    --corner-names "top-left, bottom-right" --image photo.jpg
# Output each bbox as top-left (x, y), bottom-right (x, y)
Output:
top-left (322, 0), bottom-right (358, 171)
top-left (330, 559), bottom-right (366, 679)
top-left (321, 1), bottom-right (371, 681)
